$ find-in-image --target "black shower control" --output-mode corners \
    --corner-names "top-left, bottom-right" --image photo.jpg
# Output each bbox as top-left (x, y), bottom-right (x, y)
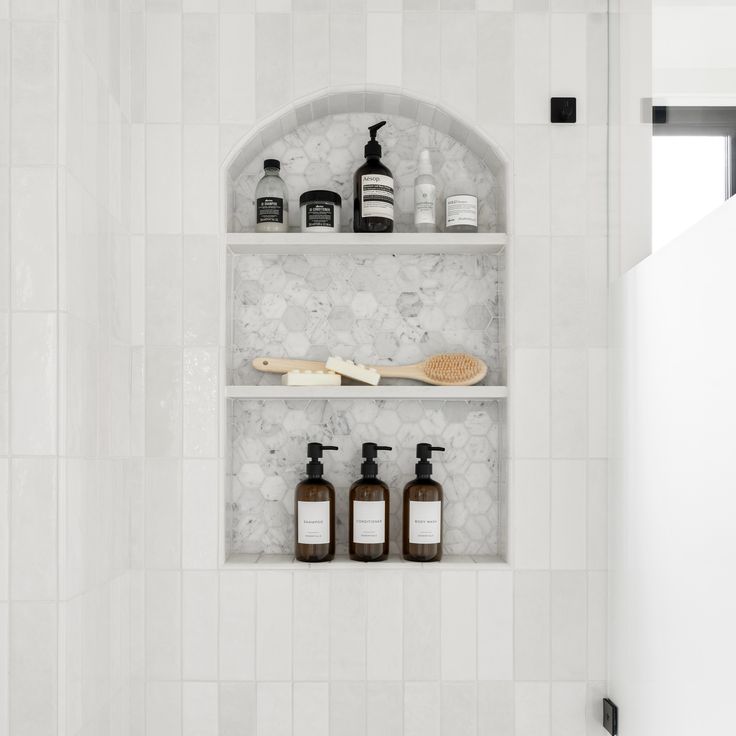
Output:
top-left (603, 698), bottom-right (618, 735)
top-left (551, 97), bottom-right (577, 123)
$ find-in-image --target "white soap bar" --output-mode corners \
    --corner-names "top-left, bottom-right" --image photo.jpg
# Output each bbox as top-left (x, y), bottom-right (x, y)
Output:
top-left (325, 356), bottom-right (381, 386)
top-left (281, 370), bottom-right (341, 386)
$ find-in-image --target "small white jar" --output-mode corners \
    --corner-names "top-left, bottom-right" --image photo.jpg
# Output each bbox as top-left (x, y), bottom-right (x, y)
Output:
top-left (300, 190), bottom-right (342, 233)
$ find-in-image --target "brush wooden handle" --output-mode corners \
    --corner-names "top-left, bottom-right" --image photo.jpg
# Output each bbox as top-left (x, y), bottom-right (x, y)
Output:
top-left (252, 357), bottom-right (328, 374)
top-left (372, 363), bottom-right (425, 380)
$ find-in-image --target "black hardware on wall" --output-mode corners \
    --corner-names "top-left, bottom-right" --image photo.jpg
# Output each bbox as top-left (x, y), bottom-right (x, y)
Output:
top-left (603, 698), bottom-right (618, 735)
top-left (551, 97), bottom-right (576, 123)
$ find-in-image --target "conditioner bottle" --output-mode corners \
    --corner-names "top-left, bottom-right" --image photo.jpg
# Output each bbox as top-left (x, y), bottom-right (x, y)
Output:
top-left (295, 443), bottom-right (338, 563)
top-left (349, 443), bottom-right (392, 562)
top-left (402, 443), bottom-right (445, 562)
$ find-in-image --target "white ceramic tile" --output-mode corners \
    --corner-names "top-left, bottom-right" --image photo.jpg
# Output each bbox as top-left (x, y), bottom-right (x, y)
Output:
top-left (366, 13), bottom-right (402, 87)
top-left (219, 682), bottom-right (256, 736)
top-left (586, 459), bottom-right (607, 570)
top-left (0, 316), bottom-right (6, 456)
top-left (293, 571), bottom-right (329, 680)
top-left (551, 682), bottom-right (586, 736)
top-left (478, 0), bottom-right (513, 8)
top-left (477, 9), bottom-right (514, 126)
top-left (478, 681), bottom-right (514, 736)
top-left (182, 13), bottom-right (219, 123)
top-left (0, 461), bottom-right (7, 601)
top-left (293, 12), bottom-right (330, 99)
top-left (183, 682), bottom-right (218, 736)
top-left (441, 682), bottom-right (476, 736)
top-left (145, 347), bottom-right (182, 457)
top-left (550, 571), bottom-right (586, 680)
top-left (586, 233), bottom-right (607, 345)
top-left (294, 682), bottom-right (329, 736)
top-left (403, 571), bottom-right (440, 680)
top-left (145, 571), bottom-right (182, 680)
top-left (183, 348), bottom-right (218, 457)
top-left (515, 0), bottom-right (548, 9)
top-left (330, 681), bottom-right (366, 736)
top-left (515, 12), bottom-right (549, 124)
top-left (440, 12), bottom-right (477, 122)
top-left (514, 237), bottom-right (550, 348)
top-left (513, 459), bottom-right (549, 569)
top-left (550, 13), bottom-right (586, 122)
top-left (146, 12), bottom-right (181, 122)
top-left (256, 571), bottom-right (292, 680)
top-left (146, 682), bottom-right (181, 736)
top-left (550, 126), bottom-right (587, 236)
top-left (11, 0), bottom-right (57, 17)
top-left (257, 0), bottom-right (290, 9)
top-left (587, 13), bottom-right (607, 125)
top-left (404, 682), bottom-right (440, 736)
top-left (146, 235), bottom-right (182, 346)
top-left (551, 348), bottom-right (587, 458)
top-left (144, 459), bottom-right (181, 568)
top-left (10, 458), bottom-right (57, 600)
top-left (551, 459), bottom-right (586, 569)
top-left (366, 570), bottom-right (402, 681)
top-left (146, 125), bottom-right (182, 233)
top-left (587, 348), bottom-right (607, 458)
top-left (0, 602), bottom-right (7, 734)
top-left (219, 572), bottom-right (256, 680)
top-left (219, 13), bottom-right (255, 122)
top-left (587, 571), bottom-right (606, 682)
top-left (183, 572), bottom-right (218, 680)
top-left (513, 349), bottom-right (550, 458)
top-left (477, 570), bottom-right (513, 680)
top-left (11, 313), bottom-right (56, 455)
top-left (330, 12), bottom-right (366, 87)
top-left (255, 14), bottom-right (292, 118)
top-left (256, 683), bottom-right (292, 736)
top-left (183, 236), bottom-right (219, 346)
top-left (366, 681), bottom-right (403, 736)
top-left (131, 126), bottom-right (146, 234)
top-left (514, 126), bottom-right (550, 236)
top-left (182, 459), bottom-right (218, 569)
top-left (441, 571), bottom-right (476, 680)
top-left (514, 571), bottom-right (550, 680)
top-left (330, 572), bottom-right (366, 680)
top-left (550, 237), bottom-right (586, 348)
top-left (515, 682), bottom-right (550, 736)
top-left (184, 0), bottom-right (218, 9)
top-left (183, 125), bottom-right (219, 233)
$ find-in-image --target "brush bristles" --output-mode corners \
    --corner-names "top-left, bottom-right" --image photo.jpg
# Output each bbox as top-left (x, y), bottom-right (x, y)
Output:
top-left (423, 353), bottom-right (487, 385)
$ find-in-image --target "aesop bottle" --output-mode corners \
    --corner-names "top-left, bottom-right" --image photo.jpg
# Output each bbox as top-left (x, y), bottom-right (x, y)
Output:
top-left (402, 444), bottom-right (445, 562)
top-left (295, 443), bottom-right (338, 563)
top-left (349, 443), bottom-right (392, 562)
top-left (353, 121), bottom-right (394, 233)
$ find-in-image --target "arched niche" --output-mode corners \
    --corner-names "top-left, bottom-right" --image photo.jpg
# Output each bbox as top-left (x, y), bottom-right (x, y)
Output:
top-left (224, 88), bottom-right (508, 233)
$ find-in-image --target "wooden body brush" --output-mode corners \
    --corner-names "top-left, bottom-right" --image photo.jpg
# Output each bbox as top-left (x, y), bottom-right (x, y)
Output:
top-left (252, 353), bottom-right (488, 386)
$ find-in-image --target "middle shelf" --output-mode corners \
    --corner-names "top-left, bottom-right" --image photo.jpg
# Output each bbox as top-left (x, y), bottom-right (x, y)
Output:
top-left (226, 384), bottom-right (508, 400)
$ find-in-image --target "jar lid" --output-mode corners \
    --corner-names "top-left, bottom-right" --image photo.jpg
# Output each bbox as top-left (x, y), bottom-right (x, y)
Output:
top-left (299, 190), bottom-right (342, 207)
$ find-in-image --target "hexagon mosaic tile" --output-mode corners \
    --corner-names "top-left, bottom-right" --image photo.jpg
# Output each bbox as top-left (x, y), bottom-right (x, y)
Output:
top-left (228, 399), bottom-right (503, 556)
top-left (231, 252), bottom-right (504, 385)
top-left (230, 113), bottom-right (501, 232)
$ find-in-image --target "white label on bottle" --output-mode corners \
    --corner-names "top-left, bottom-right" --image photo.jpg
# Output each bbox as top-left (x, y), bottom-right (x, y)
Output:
top-left (298, 501), bottom-right (330, 544)
top-left (409, 500), bottom-right (442, 544)
top-left (414, 183), bottom-right (436, 226)
top-left (445, 194), bottom-right (478, 228)
top-left (353, 501), bottom-right (385, 544)
top-left (361, 174), bottom-right (394, 220)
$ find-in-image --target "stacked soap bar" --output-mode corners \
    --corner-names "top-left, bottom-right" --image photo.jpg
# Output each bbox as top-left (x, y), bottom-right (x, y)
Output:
top-left (325, 357), bottom-right (381, 385)
top-left (282, 370), bottom-right (341, 386)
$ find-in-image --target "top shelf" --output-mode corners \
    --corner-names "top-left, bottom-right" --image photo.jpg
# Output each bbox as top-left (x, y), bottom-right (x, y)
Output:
top-left (226, 232), bottom-right (507, 256)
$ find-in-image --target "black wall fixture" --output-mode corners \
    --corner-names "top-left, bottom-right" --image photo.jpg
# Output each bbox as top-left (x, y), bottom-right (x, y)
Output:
top-left (551, 97), bottom-right (576, 123)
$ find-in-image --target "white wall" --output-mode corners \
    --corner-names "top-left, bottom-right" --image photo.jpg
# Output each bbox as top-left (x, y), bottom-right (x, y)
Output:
top-left (609, 195), bottom-right (736, 735)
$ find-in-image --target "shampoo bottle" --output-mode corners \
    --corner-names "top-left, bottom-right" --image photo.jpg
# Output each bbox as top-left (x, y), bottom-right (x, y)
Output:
top-left (295, 442), bottom-right (338, 563)
top-left (414, 149), bottom-right (436, 233)
top-left (402, 443), bottom-right (445, 562)
top-left (349, 443), bottom-right (392, 562)
top-left (255, 159), bottom-right (289, 232)
top-left (353, 121), bottom-right (394, 233)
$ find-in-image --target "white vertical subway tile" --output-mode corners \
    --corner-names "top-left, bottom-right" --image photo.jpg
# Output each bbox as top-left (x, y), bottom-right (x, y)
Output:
top-left (587, 571), bottom-right (606, 682)
top-left (367, 13), bottom-right (402, 87)
top-left (182, 572), bottom-right (219, 681)
top-left (402, 12), bottom-right (440, 99)
top-left (441, 682), bottom-right (477, 736)
top-left (441, 571), bottom-right (477, 680)
top-left (293, 571), bottom-right (329, 681)
top-left (219, 12), bottom-right (255, 123)
top-left (478, 570), bottom-right (513, 680)
top-left (550, 13), bottom-right (586, 122)
top-left (183, 125), bottom-right (219, 233)
top-left (146, 125), bottom-right (182, 234)
top-left (550, 237), bottom-right (586, 348)
top-left (550, 126), bottom-right (587, 236)
top-left (183, 348), bottom-right (218, 457)
top-left (182, 459), bottom-right (219, 569)
top-left (366, 681), bottom-right (403, 736)
top-left (587, 348), bottom-right (607, 458)
top-left (0, 603), bottom-right (7, 734)
top-left (514, 237), bottom-right (550, 348)
top-left (330, 13), bottom-right (366, 87)
top-left (550, 571), bottom-right (587, 680)
top-left (0, 173), bottom-right (8, 310)
top-left (330, 571), bottom-right (366, 680)
top-left (515, 682), bottom-right (550, 736)
top-left (293, 682), bottom-right (329, 736)
top-left (404, 681), bottom-right (440, 736)
top-left (146, 11), bottom-right (182, 122)
top-left (144, 459), bottom-right (181, 568)
top-left (293, 12), bottom-right (330, 98)
top-left (403, 571), bottom-right (440, 680)
top-left (11, 0), bottom-right (57, 17)
top-left (219, 682), bottom-right (256, 736)
top-left (514, 126), bottom-right (550, 236)
top-left (550, 348), bottom-right (587, 458)
top-left (11, 313), bottom-right (56, 455)
top-left (586, 13), bottom-right (607, 125)
top-left (477, 11), bottom-right (514, 126)
top-left (256, 571), bottom-right (292, 680)
top-left (130, 126), bottom-right (146, 234)
top-left (513, 348), bottom-right (550, 458)
top-left (10, 458), bottom-right (57, 600)
top-left (182, 682), bottom-right (218, 736)
top-left (550, 459), bottom-right (586, 569)
top-left (182, 13), bottom-right (219, 123)
top-left (0, 315), bottom-right (6, 455)
top-left (330, 681), bottom-right (366, 736)
top-left (586, 233), bottom-right (607, 345)
top-left (11, 168), bottom-right (56, 311)
top-left (0, 461), bottom-right (7, 600)
top-left (145, 347), bottom-right (182, 457)
top-left (146, 235), bottom-right (182, 346)
top-left (514, 12), bottom-right (549, 123)
top-left (587, 126), bottom-right (607, 237)
top-left (586, 681), bottom-right (607, 736)
top-left (514, 571), bottom-right (550, 681)
top-left (586, 459), bottom-right (607, 570)
top-left (513, 459), bottom-right (550, 569)
top-left (183, 235), bottom-right (219, 346)
top-left (366, 570), bottom-right (402, 681)
top-left (478, 681), bottom-right (514, 736)
top-left (219, 572), bottom-right (256, 680)
top-left (146, 681), bottom-right (182, 736)
top-left (551, 682), bottom-right (587, 736)
top-left (146, 572), bottom-right (182, 681)
top-left (255, 14), bottom-right (292, 118)
top-left (478, 0), bottom-right (513, 8)
top-left (440, 12), bottom-right (477, 122)
top-left (256, 682), bottom-right (292, 736)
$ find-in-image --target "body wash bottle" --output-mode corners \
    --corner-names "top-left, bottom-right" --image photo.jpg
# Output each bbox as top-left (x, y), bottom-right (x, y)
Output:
top-left (295, 443), bottom-right (338, 563)
top-left (349, 443), bottom-right (392, 562)
top-left (353, 121), bottom-right (394, 233)
top-left (255, 159), bottom-right (289, 233)
top-left (414, 149), bottom-right (436, 233)
top-left (402, 444), bottom-right (445, 562)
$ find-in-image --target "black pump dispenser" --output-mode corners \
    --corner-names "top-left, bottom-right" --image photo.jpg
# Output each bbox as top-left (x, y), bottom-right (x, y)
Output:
top-left (306, 442), bottom-right (338, 479)
top-left (365, 121), bottom-right (386, 158)
top-left (415, 443), bottom-right (445, 478)
top-left (360, 443), bottom-right (392, 478)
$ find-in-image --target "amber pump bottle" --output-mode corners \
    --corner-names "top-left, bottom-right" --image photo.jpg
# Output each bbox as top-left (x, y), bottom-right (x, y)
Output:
top-left (353, 121), bottom-right (394, 233)
top-left (349, 443), bottom-right (392, 562)
top-left (295, 443), bottom-right (338, 563)
top-left (402, 444), bottom-right (446, 562)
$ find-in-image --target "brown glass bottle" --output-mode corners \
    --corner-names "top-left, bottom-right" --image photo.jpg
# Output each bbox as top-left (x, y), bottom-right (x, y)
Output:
top-left (402, 444), bottom-right (445, 562)
top-left (295, 443), bottom-right (338, 563)
top-left (349, 443), bottom-right (392, 562)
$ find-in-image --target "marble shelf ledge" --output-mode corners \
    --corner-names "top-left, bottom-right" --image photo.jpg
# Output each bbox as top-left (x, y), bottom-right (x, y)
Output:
top-left (225, 553), bottom-right (508, 571)
top-left (225, 385), bottom-right (508, 400)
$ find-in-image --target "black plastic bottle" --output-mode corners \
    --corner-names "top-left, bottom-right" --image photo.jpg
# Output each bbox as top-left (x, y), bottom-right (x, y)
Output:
top-left (295, 443), bottom-right (338, 563)
top-left (353, 121), bottom-right (394, 233)
top-left (402, 444), bottom-right (445, 562)
top-left (349, 443), bottom-right (392, 562)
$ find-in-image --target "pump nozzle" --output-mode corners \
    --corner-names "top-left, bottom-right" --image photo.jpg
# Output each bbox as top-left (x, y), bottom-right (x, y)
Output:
top-left (415, 443), bottom-right (445, 478)
top-left (306, 442), bottom-right (338, 479)
top-left (364, 121), bottom-right (387, 158)
top-left (360, 442), bottom-right (392, 478)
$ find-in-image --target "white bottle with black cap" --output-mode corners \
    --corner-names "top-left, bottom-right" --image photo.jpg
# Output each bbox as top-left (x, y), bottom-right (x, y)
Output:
top-left (255, 158), bottom-right (289, 233)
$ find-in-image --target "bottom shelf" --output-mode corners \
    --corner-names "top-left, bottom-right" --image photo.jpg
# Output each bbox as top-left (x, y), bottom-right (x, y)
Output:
top-left (226, 553), bottom-right (508, 570)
